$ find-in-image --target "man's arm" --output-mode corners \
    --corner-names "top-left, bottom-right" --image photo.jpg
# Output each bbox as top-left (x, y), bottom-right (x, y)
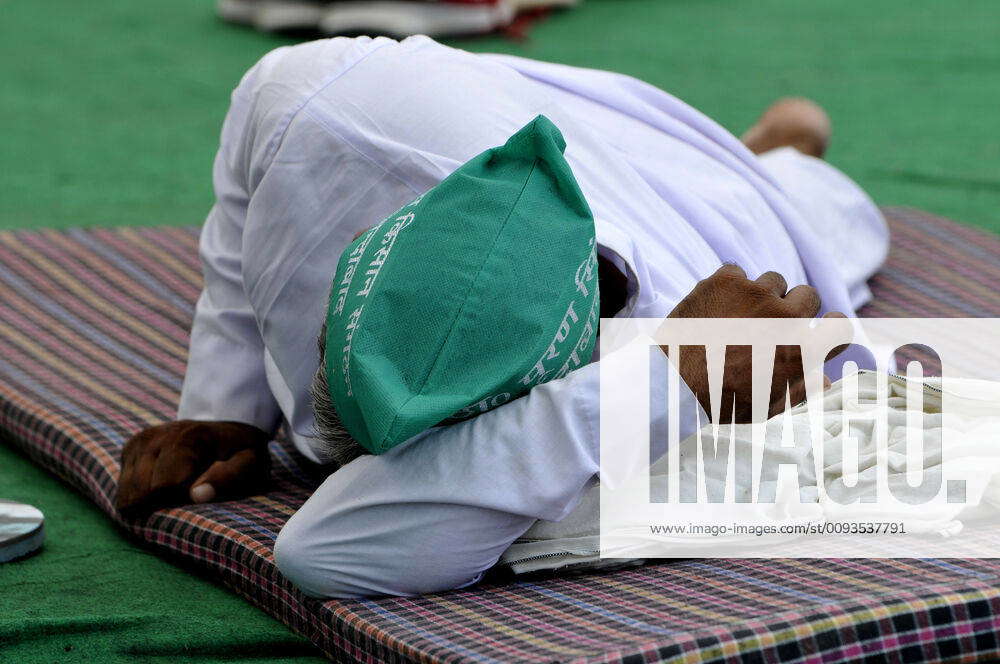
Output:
top-left (116, 63), bottom-right (283, 516)
top-left (274, 265), bottom-right (841, 599)
top-left (117, 38), bottom-right (411, 514)
top-left (117, 209), bottom-right (278, 514)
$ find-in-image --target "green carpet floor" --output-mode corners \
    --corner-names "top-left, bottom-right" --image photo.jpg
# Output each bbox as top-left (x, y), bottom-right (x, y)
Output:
top-left (0, 444), bottom-right (327, 664)
top-left (3, 0), bottom-right (999, 233)
top-left (2, 1), bottom-right (999, 662)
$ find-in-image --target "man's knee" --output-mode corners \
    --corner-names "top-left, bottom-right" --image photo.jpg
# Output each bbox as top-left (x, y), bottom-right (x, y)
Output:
top-left (274, 514), bottom-right (357, 598)
top-left (273, 502), bottom-right (487, 599)
top-left (274, 500), bottom-right (477, 598)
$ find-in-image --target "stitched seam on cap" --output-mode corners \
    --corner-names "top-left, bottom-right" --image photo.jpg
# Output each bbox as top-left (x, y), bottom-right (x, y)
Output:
top-left (383, 155), bottom-right (541, 446)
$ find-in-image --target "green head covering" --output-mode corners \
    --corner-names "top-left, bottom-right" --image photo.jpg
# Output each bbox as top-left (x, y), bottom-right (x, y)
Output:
top-left (325, 115), bottom-right (599, 454)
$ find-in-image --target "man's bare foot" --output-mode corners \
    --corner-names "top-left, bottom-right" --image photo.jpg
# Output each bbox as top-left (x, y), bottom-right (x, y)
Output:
top-left (741, 98), bottom-right (832, 158)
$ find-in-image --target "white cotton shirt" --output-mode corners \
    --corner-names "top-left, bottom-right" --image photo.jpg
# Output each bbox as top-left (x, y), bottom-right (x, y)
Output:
top-left (178, 35), bottom-right (886, 465)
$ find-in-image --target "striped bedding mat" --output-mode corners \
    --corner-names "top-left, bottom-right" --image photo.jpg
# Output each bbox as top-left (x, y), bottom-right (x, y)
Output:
top-left (2, 207), bottom-right (1000, 663)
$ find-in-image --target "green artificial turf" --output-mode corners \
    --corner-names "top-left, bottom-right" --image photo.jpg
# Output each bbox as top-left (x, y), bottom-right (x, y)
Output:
top-left (0, 443), bottom-right (327, 663)
top-left (2, 1), bottom-right (999, 662)
top-left (2, 0), bottom-right (999, 233)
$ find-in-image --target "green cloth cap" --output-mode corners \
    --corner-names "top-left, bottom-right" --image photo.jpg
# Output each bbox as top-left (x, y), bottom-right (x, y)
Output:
top-left (325, 115), bottom-right (599, 454)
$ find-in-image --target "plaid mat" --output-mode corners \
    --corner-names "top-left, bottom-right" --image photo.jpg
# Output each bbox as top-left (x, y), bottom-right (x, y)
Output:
top-left (2, 207), bottom-right (1000, 663)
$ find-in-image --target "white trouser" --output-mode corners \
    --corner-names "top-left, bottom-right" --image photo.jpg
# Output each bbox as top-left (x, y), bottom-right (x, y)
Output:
top-left (273, 147), bottom-right (889, 599)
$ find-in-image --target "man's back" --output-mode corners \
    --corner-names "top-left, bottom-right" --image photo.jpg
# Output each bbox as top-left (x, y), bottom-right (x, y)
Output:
top-left (208, 36), bottom-right (860, 461)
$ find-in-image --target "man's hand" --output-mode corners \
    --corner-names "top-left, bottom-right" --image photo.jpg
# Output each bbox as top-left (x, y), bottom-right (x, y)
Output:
top-left (665, 264), bottom-right (848, 423)
top-left (668, 264), bottom-right (827, 320)
top-left (115, 420), bottom-right (271, 518)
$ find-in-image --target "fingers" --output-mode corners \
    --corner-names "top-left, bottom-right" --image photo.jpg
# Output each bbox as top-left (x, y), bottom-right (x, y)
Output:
top-left (715, 263), bottom-right (747, 278)
top-left (782, 284), bottom-right (822, 317)
top-left (116, 428), bottom-right (158, 513)
top-left (190, 448), bottom-right (269, 504)
top-left (117, 444), bottom-right (198, 517)
top-left (116, 421), bottom-right (211, 516)
top-left (211, 421), bottom-right (273, 459)
top-left (116, 420), bottom-right (272, 517)
top-left (148, 443), bottom-right (200, 495)
top-left (724, 265), bottom-right (815, 316)
top-left (755, 271), bottom-right (788, 297)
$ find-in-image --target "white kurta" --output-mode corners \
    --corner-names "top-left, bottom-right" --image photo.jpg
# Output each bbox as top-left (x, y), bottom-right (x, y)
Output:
top-left (177, 36), bottom-right (889, 597)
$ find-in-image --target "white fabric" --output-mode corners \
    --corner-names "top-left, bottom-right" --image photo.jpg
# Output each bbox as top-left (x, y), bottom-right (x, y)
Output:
top-left (758, 147), bottom-right (889, 311)
top-left (176, 36), bottom-right (889, 597)
top-left (503, 371), bottom-right (1000, 572)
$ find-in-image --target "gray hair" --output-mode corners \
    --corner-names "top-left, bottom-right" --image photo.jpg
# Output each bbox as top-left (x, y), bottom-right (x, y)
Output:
top-left (310, 321), bottom-right (367, 467)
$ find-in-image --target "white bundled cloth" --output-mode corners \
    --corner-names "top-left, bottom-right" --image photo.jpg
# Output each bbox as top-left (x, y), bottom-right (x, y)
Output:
top-left (501, 370), bottom-right (1000, 573)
